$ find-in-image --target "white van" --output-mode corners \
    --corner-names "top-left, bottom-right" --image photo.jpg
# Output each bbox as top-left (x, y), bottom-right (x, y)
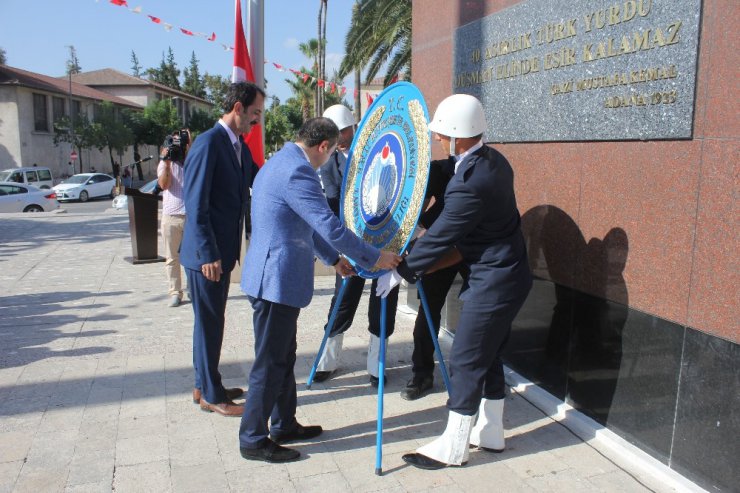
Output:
top-left (0, 167), bottom-right (54, 189)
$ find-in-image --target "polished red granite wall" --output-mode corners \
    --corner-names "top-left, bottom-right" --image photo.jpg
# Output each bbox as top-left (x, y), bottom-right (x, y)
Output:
top-left (412, 0), bottom-right (738, 342)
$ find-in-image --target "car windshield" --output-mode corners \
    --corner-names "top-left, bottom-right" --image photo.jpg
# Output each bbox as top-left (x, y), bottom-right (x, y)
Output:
top-left (64, 175), bottom-right (90, 184)
top-left (0, 171), bottom-right (11, 181)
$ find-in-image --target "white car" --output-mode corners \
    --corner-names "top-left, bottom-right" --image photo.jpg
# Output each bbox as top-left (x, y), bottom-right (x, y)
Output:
top-left (0, 182), bottom-right (60, 212)
top-left (53, 173), bottom-right (116, 202)
top-left (111, 179), bottom-right (160, 209)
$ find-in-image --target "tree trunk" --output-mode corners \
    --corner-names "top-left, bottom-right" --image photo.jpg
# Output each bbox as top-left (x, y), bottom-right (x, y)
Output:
top-left (354, 70), bottom-right (362, 121)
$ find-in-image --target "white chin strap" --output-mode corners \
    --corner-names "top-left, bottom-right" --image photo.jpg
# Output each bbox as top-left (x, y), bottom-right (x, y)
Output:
top-left (449, 137), bottom-right (456, 156)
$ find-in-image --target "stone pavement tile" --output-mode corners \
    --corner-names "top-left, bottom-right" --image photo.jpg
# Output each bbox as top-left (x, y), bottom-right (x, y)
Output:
top-left (118, 396), bottom-right (166, 420)
top-left (115, 435), bottom-right (169, 466)
top-left (446, 459), bottom-right (536, 493)
top-left (38, 405), bottom-right (85, 433)
top-left (524, 468), bottom-right (605, 492)
top-left (80, 403), bottom-right (120, 426)
top-left (0, 367), bottom-right (23, 387)
top-left (0, 413), bottom-right (43, 434)
top-left (117, 413), bottom-right (168, 440)
top-left (291, 470), bottom-right (351, 492)
top-left (113, 460), bottom-right (171, 492)
top-left (12, 467), bottom-right (68, 493)
top-left (167, 412), bottom-right (216, 441)
top-left (503, 447), bottom-right (572, 481)
top-left (283, 449), bottom-right (339, 478)
top-left (63, 481), bottom-right (111, 493)
top-left (169, 436), bottom-right (220, 467)
top-left (549, 441), bottom-right (620, 478)
top-left (65, 449), bottom-right (114, 487)
top-left (170, 461), bottom-right (228, 493)
top-left (586, 470), bottom-right (653, 492)
top-left (339, 463), bottom-right (404, 493)
top-left (0, 460), bottom-right (23, 493)
top-left (225, 465), bottom-right (296, 492)
top-left (391, 453), bottom-right (457, 492)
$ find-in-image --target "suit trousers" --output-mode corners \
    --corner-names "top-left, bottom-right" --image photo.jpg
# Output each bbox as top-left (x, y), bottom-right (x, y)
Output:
top-left (239, 297), bottom-right (300, 448)
top-left (324, 274), bottom-right (399, 339)
top-left (186, 268), bottom-right (231, 404)
top-left (447, 293), bottom-right (528, 415)
top-left (411, 264), bottom-right (460, 378)
top-left (162, 214), bottom-right (185, 297)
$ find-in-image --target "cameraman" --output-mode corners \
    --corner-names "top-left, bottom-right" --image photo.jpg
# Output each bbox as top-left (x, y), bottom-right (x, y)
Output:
top-left (158, 129), bottom-right (191, 307)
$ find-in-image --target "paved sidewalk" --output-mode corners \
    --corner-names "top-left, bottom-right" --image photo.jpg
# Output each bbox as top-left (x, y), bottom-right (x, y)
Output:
top-left (0, 213), bottom-right (695, 492)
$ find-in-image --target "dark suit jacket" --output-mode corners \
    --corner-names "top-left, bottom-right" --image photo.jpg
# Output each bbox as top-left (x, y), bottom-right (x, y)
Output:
top-left (180, 123), bottom-right (259, 274)
top-left (398, 145), bottom-right (532, 304)
top-left (318, 149), bottom-right (346, 216)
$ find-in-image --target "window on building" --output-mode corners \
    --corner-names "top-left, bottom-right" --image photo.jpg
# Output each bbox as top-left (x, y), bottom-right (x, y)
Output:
top-left (72, 100), bottom-right (82, 124)
top-left (33, 93), bottom-right (49, 132)
top-left (52, 97), bottom-right (66, 124)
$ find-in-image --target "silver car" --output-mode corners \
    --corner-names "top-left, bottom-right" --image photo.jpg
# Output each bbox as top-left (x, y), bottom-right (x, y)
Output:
top-left (53, 173), bottom-right (116, 202)
top-left (0, 182), bottom-right (60, 212)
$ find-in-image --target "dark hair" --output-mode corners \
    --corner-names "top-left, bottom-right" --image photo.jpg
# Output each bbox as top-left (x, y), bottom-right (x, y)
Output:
top-left (222, 82), bottom-right (266, 114)
top-left (296, 117), bottom-right (339, 148)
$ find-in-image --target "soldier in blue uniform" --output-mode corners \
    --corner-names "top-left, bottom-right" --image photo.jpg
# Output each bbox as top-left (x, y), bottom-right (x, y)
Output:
top-left (377, 94), bottom-right (532, 469)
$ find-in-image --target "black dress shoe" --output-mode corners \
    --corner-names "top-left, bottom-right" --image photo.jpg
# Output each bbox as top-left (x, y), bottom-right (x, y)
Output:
top-left (400, 376), bottom-right (433, 401)
top-left (402, 453), bottom-right (467, 470)
top-left (469, 443), bottom-right (504, 453)
top-left (270, 423), bottom-right (323, 444)
top-left (240, 440), bottom-right (300, 463)
top-left (369, 375), bottom-right (387, 387)
top-left (313, 370), bottom-right (336, 383)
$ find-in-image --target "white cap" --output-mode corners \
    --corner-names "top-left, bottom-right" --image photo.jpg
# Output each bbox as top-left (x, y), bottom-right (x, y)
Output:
top-left (428, 94), bottom-right (486, 138)
top-left (322, 104), bottom-right (356, 131)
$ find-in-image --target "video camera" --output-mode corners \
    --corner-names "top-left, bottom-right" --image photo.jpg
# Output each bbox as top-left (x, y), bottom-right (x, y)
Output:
top-left (161, 129), bottom-right (190, 163)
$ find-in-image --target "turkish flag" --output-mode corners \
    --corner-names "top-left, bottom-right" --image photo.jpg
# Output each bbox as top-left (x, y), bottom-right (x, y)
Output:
top-left (232, 0), bottom-right (264, 165)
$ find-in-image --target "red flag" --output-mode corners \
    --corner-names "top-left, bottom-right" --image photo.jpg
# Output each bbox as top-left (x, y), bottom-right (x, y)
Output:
top-left (366, 93), bottom-right (375, 106)
top-left (148, 15), bottom-right (161, 24)
top-left (180, 28), bottom-right (194, 36)
top-left (232, 0), bottom-right (264, 165)
top-left (207, 32), bottom-right (216, 42)
top-left (317, 79), bottom-right (325, 88)
top-left (110, 0), bottom-right (128, 6)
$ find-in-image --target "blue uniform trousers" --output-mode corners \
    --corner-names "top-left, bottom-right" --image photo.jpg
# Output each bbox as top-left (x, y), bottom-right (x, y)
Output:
top-left (448, 293), bottom-right (528, 415)
top-left (187, 268), bottom-right (231, 404)
top-left (324, 274), bottom-right (399, 338)
top-left (239, 297), bottom-right (300, 448)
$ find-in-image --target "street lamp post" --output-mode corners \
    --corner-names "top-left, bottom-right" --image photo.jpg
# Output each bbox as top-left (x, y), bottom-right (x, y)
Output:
top-left (65, 45), bottom-right (77, 174)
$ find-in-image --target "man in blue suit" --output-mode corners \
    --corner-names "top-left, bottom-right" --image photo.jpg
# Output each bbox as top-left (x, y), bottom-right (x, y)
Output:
top-left (239, 117), bottom-right (402, 463)
top-left (377, 94), bottom-right (532, 469)
top-left (180, 82), bottom-right (265, 417)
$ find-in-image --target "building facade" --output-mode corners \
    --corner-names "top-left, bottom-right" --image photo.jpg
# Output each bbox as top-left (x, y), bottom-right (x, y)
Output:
top-left (410, 1), bottom-right (738, 491)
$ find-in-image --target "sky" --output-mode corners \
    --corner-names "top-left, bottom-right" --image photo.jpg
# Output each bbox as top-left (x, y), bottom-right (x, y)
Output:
top-left (0, 0), bottom-right (355, 105)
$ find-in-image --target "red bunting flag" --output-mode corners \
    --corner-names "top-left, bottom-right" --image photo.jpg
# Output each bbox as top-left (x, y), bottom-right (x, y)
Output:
top-left (180, 28), bottom-right (194, 36)
top-left (301, 73), bottom-right (310, 83)
top-left (207, 32), bottom-right (216, 41)
top-left (341, 87), bottom-right (347, 96)
top-left (366, 93), bottom-right (374, 106)
top-left (273, 62), bottom-right (283, 70)
top-left (330, 82), bottom-right (336, 94)
top-left (147, 15), bottom-right (161, 23)
top-left (317, 79), bottom-right (325, 88)
top-left (231, 0), bottom-right (264, 166)
top-left (109, 0), bottom-right (128, 6)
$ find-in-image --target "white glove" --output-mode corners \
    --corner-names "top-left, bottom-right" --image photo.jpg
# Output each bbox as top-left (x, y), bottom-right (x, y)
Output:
top-left (376, 269), bottom-right (402, 298)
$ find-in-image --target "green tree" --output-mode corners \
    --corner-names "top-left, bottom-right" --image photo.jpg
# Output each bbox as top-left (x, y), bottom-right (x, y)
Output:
top-left (187, 108), bottom-right (216, 137)
top-left (53, 114), bottom-right (97, 174)
top-left (91, 102), bottom-right (134, 175)
top-left (122, 100), bottom-right (179, 179)
top-left (66, 45), bottom-right (82, 75)
top-left (299, 39), bottom-right (322, 117)
top-left (203, 73), bottom-right (230, 118)
top-left (131, 50), bottom-right (142, 78)
top-left (0, 47), bottom-right (7, 65)
top-left (183, 51), bottom-right (206, 98)
top-left (339, 0), bottom-right (411, 87)
top-left (147, 47), bottom-right (180, 90)
top-left (265, 96), bottom-right (301, 153)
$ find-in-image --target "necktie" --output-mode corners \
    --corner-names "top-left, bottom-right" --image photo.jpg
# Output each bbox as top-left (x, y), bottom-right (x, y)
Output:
top-left (234, 140), bottom-right (242, 167)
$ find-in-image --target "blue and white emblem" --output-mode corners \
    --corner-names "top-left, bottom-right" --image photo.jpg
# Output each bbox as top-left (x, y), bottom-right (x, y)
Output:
top-left (340, 82), bottom-right (431, 278)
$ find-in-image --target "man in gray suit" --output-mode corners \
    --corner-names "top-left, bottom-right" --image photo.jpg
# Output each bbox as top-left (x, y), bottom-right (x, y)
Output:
top-left (239, 117), bottom-right (401, 463)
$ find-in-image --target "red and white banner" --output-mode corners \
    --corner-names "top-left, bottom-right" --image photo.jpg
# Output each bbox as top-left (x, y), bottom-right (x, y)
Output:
top-left (232, 0), bottom-right (264, 166)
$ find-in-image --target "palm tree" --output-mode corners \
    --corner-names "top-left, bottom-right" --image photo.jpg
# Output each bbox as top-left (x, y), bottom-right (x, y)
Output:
top-left (298, 38), bottom-right (322, 117)
top-left (339, 0), bottom-right (411, 90)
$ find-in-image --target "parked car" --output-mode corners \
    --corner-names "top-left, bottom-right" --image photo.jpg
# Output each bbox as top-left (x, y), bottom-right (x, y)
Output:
top-left (0, 167), bottom-right (54, 189)
top-left (53, 173), bottom-right (116, 202)
top-left (0, 182), bottom-right (59, 212)
top-left (111, 179), bottom-right (161, 210)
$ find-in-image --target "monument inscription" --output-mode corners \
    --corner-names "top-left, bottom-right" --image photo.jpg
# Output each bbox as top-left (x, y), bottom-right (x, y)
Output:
top-left (454, 0), bottom-right (702, 141)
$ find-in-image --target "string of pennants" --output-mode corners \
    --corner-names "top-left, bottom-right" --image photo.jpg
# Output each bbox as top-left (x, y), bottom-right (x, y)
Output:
top-left (103, 0), bottom-right (356, 97)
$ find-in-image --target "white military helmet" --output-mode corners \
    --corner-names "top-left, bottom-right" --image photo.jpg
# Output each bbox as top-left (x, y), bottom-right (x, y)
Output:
top-left (323, 104), bottom-right (356, 131)
top-left (428, 94), bottom-right (486, 138)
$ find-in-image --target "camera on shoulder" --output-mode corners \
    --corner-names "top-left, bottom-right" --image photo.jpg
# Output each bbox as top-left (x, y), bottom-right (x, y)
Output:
top-left (161, 129), bottom-right (190, 163)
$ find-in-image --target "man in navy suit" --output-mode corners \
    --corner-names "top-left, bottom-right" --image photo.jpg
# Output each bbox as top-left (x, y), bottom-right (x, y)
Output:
top-left (377, 94), bottom-right (532, 469)
top-left (239, 117), bottom-right (401, 463)
top-left (180, 82), bottom-right (265, 417)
